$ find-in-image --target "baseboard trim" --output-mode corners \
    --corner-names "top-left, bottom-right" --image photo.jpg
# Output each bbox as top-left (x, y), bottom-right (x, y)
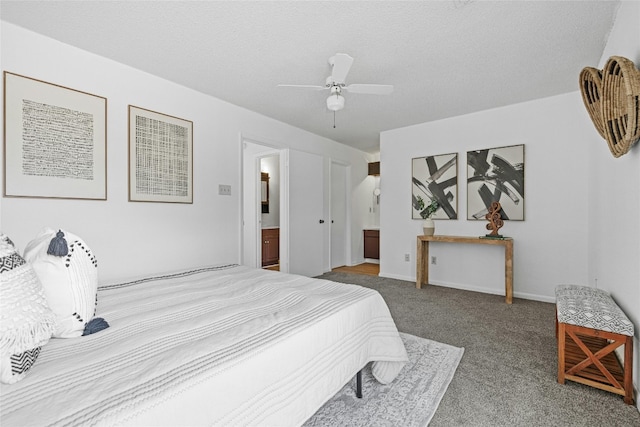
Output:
top-left (378, 272), bottom-right (413, 282)
top-left (378, 273), bottom-right (554, 303)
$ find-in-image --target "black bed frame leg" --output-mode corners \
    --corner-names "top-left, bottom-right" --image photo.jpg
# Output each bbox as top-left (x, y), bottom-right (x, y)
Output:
top-left (356, 369), bottom-right (363, 398)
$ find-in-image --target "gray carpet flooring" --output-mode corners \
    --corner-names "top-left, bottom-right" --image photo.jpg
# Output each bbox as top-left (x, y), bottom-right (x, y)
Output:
top-left (317, 272), bottom-right (640, 427)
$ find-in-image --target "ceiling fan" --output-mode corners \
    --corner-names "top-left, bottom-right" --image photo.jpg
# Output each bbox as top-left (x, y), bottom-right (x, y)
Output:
top-left (277, 53), bottom-right (394, 114)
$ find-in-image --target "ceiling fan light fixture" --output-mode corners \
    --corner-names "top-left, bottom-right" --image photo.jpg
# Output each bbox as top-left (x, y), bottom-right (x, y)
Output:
top-left (326, 93), bottom-right (345, 111)
top-left (278, 53), bottom-right (392, 117)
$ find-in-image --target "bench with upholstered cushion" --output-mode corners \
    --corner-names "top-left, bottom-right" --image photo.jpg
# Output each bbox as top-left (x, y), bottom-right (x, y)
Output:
top-left (555, 284), bottom-right (635, 405)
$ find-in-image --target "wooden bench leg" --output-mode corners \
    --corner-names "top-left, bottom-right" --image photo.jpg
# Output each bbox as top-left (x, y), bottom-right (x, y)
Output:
top-left (557, 322), bottom-right (566, 385)
top-left (624, 335), bottom-right (634, 405)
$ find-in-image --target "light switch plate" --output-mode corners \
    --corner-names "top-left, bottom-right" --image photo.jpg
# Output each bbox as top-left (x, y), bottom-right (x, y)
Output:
top-left (219, 184), bottom-right (231, 195)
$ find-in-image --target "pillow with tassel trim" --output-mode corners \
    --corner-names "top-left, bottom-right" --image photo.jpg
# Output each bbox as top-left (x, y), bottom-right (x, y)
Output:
top-left (24, 228), bottom-right (107, 338)
top-left (0, 233), bottom-right (56, 384)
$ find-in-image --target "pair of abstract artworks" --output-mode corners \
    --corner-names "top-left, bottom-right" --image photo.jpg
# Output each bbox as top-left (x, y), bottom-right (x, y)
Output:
top-left (411, 144), bottom-right (524, 221)
top-left (4, 72), bottom-right (193, 203)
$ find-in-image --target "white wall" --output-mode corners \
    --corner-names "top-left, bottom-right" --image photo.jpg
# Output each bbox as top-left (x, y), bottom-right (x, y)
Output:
top-left (380, 92), bottom-right (592, 302)
top-left (588, 0), bottom-right (639, 404)
top-left (0, 22), bottom-right (374, 282)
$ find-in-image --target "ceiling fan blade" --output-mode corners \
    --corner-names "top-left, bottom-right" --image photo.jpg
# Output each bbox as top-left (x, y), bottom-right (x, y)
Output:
top-left (344, 84), bottom-right (394, 95)
top-left (331, 53), bottom-right (354, 84)
top-left (277, 84), bottom-right (327, 91)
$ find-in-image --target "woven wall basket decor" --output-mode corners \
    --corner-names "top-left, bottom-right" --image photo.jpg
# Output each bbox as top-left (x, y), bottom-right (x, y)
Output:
top-left (579, 67), bottom-right (606, 139)
top-left (580, 56), bottom-right (640, 158)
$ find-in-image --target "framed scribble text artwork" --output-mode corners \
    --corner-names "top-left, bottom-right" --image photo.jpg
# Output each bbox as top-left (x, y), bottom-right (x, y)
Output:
top-left (3, 72), bottom-right (107, 200)
top-left (128, 106), bottom-right (193, 203)
top-left (411, 152), bottom-right (458, 219)
top-left (467, 144), bottom-right (524, 220)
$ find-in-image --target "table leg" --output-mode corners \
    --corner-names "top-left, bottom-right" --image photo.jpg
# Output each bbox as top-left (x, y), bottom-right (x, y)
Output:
top-left (505, 240), bottom-right (513, 304)
top-left (416, 239), bottom-right (429, 289)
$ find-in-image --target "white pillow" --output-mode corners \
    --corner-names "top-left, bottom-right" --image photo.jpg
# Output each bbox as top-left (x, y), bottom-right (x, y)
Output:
top-left (24, 228), bottom-right (98, 338)
top-left (0, 233), bottom-right (55, 384)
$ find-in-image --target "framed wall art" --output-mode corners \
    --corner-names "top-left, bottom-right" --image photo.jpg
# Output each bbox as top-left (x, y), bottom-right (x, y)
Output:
top-left (3, 72), bottom-right (107, 200)
top-left (467, 144), bottom-right (524, 220)
top-left (128, 105), bottom-right (193, 203)
top-left (411, 152), bottom-right (458, 219)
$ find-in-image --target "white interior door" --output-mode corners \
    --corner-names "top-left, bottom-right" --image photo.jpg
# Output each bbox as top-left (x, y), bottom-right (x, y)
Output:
top-left (287, 149), bottom-right (324, 277)
top-left (331, 162), bottom-right (347, 269)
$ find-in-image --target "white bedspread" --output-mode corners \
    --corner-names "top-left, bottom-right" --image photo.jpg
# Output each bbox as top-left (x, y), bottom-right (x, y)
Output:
top-left (0, 265), bottom-right (408, 426)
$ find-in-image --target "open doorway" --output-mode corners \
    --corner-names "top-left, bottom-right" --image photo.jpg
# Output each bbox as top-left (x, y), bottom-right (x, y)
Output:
top-left (260, 155), bottom-right (280, 271)
top-left (241, 140), bottom-right (280, 270)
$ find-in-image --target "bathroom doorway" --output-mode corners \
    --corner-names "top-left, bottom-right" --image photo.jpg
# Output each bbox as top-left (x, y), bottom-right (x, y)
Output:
top-left (259, 154), bottom-right (280, 270)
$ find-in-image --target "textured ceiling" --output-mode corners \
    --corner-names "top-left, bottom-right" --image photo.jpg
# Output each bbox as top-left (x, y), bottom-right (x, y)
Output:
top-left (0, 1), bottom-right (620, 153)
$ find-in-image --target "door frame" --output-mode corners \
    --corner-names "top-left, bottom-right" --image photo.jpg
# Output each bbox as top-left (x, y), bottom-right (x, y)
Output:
top-left (240, 134), bottom-right (284, 270)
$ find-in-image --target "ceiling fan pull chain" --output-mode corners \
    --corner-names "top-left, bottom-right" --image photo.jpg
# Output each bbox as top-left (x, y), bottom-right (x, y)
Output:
top-left (333, 110), bottom-right (336, 128)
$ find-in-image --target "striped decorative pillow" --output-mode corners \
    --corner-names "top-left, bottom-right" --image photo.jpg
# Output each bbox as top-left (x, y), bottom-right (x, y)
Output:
top-left (0, 233), bottom-right (55, 384)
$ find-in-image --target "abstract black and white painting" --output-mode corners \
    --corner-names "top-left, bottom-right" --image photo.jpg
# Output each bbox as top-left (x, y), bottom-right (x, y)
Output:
top-left (467, 144), bottom-right (524, 220)
top-left (411, 153), bottom-right (458, 219)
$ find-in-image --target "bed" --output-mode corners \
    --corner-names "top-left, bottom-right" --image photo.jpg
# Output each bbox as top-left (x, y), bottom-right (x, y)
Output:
top-left (0, 264), bottom-right (408, 426)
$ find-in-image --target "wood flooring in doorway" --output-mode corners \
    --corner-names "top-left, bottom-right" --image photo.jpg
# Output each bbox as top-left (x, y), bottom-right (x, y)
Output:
top-left (331, 263), bottom-right (379, 276)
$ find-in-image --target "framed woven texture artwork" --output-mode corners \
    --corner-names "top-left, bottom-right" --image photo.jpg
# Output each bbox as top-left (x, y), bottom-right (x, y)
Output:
top-left (467, 144), bottom-right (524, 221)
top-left (128, 105), bottom-right (193, 203)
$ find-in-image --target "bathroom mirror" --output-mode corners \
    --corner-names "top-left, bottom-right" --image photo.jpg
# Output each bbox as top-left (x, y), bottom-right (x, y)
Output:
top-left (261, 172), bottom-right (269, 213)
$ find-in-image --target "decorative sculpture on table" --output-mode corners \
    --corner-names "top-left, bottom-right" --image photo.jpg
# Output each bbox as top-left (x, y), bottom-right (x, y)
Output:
top-left (485, 201), bottom-right (504, 238)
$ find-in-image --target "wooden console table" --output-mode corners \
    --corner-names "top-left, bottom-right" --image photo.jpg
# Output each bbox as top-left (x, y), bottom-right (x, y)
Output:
top-left (416, 235), bottom-right (514, 304)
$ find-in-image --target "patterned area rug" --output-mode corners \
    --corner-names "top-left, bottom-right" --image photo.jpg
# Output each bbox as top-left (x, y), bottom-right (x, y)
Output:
top-left (304, 333), bottom-right (464, 427)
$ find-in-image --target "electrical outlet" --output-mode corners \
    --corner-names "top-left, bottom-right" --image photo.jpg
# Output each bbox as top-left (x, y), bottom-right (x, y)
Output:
top-left (218, 184), bottom-right (231, 195)
top-left (431, 256), bottom-right (437, 265)
top-left (404, 253), bottom-right (410, 262)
